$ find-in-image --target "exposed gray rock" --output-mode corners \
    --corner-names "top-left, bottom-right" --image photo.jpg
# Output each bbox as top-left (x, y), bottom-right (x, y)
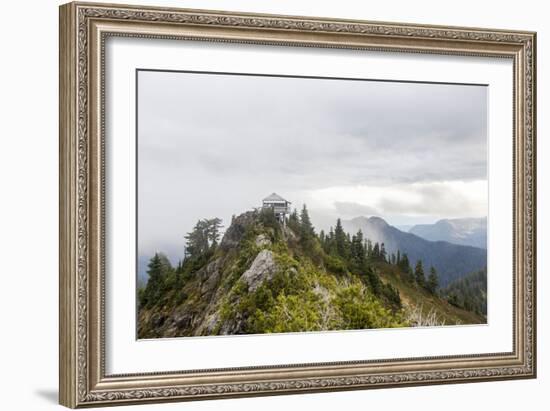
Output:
top-left (239, 249), bottom-right (277, 292)
top-left (217, 312), bottom-right (246, 335)
top-left (198, 258), bottom-right (223, 295)
top-left (254, 233), bottom-right (271, 248)
top-left (150, 313), bottom-right (166, 329)
top-left (220, 211), bottom-right (257, 249)
top-left (199, 312), bottom-right (221, 335)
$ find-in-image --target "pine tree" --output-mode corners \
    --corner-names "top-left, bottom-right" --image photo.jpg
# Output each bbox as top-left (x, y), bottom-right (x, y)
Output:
top-left (372, 242), bottom-right (380, 259)
top-left (319, 230), bottom-right (326, 247)
top-left (398, 253), bottom-right (410, 273)
top-left (365, 266), bottom-right (382, 296)
top-left (206, 217), bottom-right (223, 248)
top-left (414, 260), bottom-right (425, 287)
top-left (351, 230), bottom-right (366, 267)
top-left (380, 243), bottom-right (387, 262)
top-left (300, 204), bottom-right (315, 238)
top-left (184, 218), bottom-right (223, 258)
top-left (141, 253), bottom-right (173, 307)
top-left (366, 239), bottom-right (373, 257)
top-left (326, 227), bottom-right (337, 255)
top-left (427, 266), bottom-right (439, 294)
top-left (299, 204), bottom-right (316, 252)
top-left (334, 218), bottom-right (348, 258)
top-left (288, 208), bottom-right (300, 233)
top-left (184, 220), bottom-right (209, 257)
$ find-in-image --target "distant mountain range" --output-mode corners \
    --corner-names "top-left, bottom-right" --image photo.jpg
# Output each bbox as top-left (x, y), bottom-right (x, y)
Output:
top-left (342, 216), bottom-right (487, 287)
top-left (409, 217), bottom-right (487, 249)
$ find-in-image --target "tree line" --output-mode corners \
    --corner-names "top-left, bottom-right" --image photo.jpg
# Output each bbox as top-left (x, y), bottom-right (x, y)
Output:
top-left (288, 205), bottom-right (440, 296)
top-left (140, 205), bottom-right (441, 311)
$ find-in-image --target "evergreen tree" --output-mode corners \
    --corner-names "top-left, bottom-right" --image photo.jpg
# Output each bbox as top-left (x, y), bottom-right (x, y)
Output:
top-left (299, 204), bottom-right (316, 252)
top-left (326, 227), bottom-right (337, 255)
top-left (398, 252), bottom-right (410, 273)
top-left (184, 220), bottom-right (209, 257)
top-left (364, 266), bottom-right (382, 296)
top-left (141, 253), bottom-right (173, 307)
top-left (300, 204), bottom-right (315, 238)
top-left (334, 218), bottom-right (348, 258)
top-left (206, 217), bottom-right (223, 248)
top-left (351, 230), bottom-right (366, 267)
top-left (414, 260), bottom-right (425, 287)
top-left (319, 230), bottom-right (326, 247)
top-left (184, 218), bottom-right (223, 258)
top-left (366, 239), bottom-right (373, 257)
top-left (372, 242), bottom-right (380, 259)
top-left (396, 249), bottom-right (401, 266)
top-left (287, 208), bottom-right (300, 233)
top-left (427, 266), bottom-right (439, 294)
top-left (380, 243), bottom-right (387, 262)
top-left (406, 266), bottom-right (415, 283)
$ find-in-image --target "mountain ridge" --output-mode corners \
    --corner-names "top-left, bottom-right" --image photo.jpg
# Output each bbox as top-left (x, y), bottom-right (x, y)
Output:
top-left (342, 216), bottom-right (486, 287)
top-left (409, 217), bottom-right (487, 249)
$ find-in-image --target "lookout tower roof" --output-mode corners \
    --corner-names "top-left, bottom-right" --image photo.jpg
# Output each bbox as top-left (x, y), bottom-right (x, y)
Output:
top-left (262, 193), bottom-right (289, 203)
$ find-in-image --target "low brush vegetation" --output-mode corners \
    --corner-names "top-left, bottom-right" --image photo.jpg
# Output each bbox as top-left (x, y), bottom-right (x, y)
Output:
top-left (138, 206), bottom-right (486, 338)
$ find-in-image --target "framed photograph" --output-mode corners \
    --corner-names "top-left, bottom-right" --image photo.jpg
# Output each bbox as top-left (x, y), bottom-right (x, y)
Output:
top-left (59, 2), bottom-right (536, 408)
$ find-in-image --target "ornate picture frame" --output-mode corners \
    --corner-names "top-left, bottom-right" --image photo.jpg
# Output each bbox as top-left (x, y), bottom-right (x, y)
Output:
top-left (59, 2), bottom-right (536, 408)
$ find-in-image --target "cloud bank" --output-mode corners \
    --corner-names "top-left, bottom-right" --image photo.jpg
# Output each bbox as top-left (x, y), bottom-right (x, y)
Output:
top-left (137, 70), bottom-right (487, 261)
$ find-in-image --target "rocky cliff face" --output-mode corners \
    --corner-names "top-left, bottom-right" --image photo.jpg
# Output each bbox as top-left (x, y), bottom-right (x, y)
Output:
top-left (138, 210), bottom-right (286, 337)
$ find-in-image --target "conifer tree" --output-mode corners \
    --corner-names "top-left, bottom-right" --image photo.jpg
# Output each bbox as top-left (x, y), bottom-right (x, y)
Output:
top-left (351, 230), bottom-right (366, 267)
top-left (300, 204), bottom-right (315, 238)
top-left (326, 227), bottom-right (337, 255)
top-left (141, 253), bottom-right (173, 307)
top-left (414, 260), bottom-right (426, 287)
top-left (427, 266), bottom-right (439, 294)
top-left (287, 208), bottom-right (300, 233)
top-left (380, 243), bottom-right (387, 262)
top-left (366, 239), bottom-right (373, 257)
top-left (184, 218), bottom-right (223, 258)
top-left (334, 218), bottom-right (348, 258)
top-left (206, 217), bottom-right (223, 248)
top-left (299, 204), bottom-right (316, 252)
top-left (372, 242), bottom-right (380, 259)
top-left (398, 253), bottom-right (410, 273)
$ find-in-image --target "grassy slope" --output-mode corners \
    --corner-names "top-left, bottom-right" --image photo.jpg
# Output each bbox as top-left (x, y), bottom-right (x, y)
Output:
top-left (373, 262), bottom-right (485, 325)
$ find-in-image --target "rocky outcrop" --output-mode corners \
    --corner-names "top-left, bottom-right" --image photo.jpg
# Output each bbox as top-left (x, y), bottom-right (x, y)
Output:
top-left (254, 233), bottom-right (271, 248)
top-left (220, 211), bottom-right (257, 249)
top-left (198, 258), bottom-right (223, 295)
top-left (239, 250), bottom-right (277, 291)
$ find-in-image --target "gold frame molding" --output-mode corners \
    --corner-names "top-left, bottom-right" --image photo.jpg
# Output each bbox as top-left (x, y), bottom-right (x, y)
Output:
top-left (59, 2), bottom-right (537, 408)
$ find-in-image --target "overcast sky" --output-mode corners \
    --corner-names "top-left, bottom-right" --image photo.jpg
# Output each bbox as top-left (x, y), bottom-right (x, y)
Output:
top-left (137, 70), bottom-right (487, 263)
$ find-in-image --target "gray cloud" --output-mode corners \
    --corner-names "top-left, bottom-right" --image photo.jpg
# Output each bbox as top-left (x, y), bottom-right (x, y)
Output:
top-left (334, 201), bottom-right (379, 217)
top-left (137, 70), bottom-right (487, 260)
top-left (378, 184), bottom-right (481, 216)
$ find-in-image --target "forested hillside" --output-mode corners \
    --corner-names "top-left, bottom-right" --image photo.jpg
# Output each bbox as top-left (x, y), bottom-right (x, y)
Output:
top-left (343, 216), bottom-right (487, 287)
top-left (441, 269), bottom-right (488, 316)
top-left (138, 207), bottom-right (486, 338)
